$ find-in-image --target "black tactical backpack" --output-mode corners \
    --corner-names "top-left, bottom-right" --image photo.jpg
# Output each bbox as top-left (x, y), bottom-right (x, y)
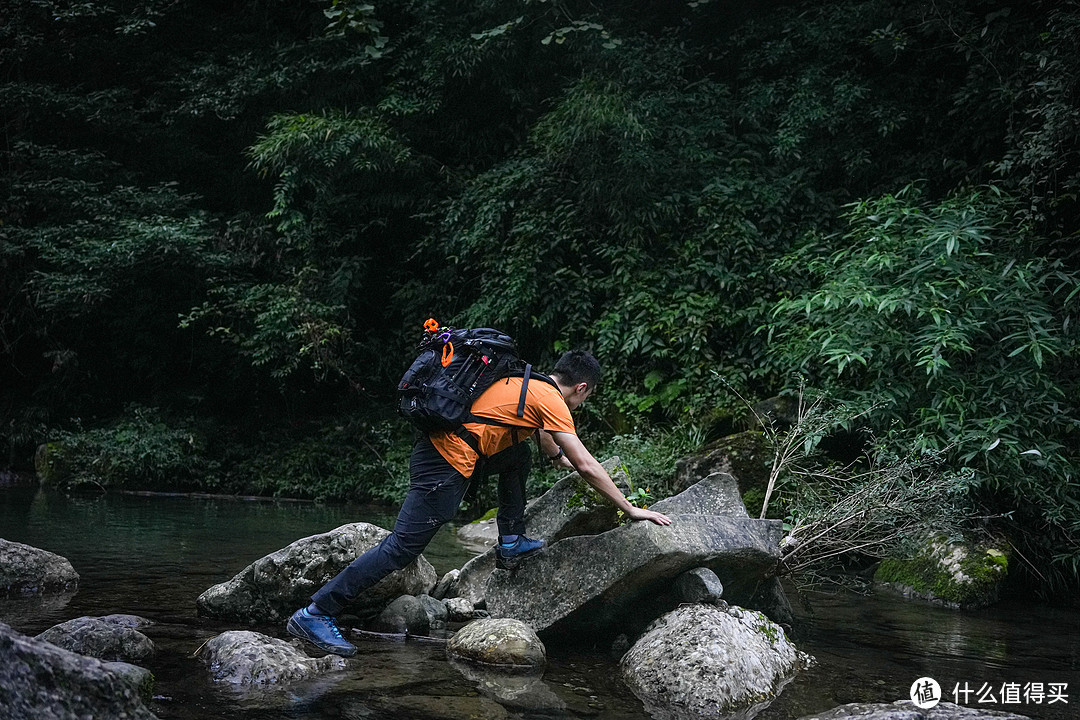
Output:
top-left (397, 319), bottom-right (555, 453)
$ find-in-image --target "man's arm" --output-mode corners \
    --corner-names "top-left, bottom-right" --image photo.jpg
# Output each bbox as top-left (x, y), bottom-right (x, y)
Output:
top-left (538, 429), bottom-right (575, 470)
top-left (550, 431), bottom-right (671, 525)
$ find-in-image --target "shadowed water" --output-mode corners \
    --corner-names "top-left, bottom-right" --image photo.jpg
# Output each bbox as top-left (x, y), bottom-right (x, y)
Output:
top-left (1, 488), bottom-right (1077, 720)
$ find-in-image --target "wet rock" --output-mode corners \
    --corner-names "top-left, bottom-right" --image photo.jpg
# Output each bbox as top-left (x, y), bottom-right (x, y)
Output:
top-left (453, 458), bottom-right (628, 606)
top-left (196, 522), bottom-right (437, 623)
top-left (419, 594), bottom-right (449, 632)
top-left (457, 518), bottom-right (499, 549)
top-left (445, 596), bottom-right (483, 622)
top-left (652, 471), bottom-right (750, 518)
top-left (874, 536), bottom-right (1009, 610)
top-left (674, 567), bottom-right (725, 604)
top-left (446, 617), bottom-right (546, 669)
top-left (0, 537), bottom-right (79, 596)
top-left (98, 613), bottom-right (154, 629)
top-left (198, 630), bottom-right (346, 684)
top-left (521, 456), bottom-right (630, 542)
top-left (451, 659), bottom-right (566, 713)
top-left (432, 569), bottom-right (459, 600)
top-left (37, 615), bottom-right (155, 663)
top-left (454, 553), bottom-right (497, 606)
top-left (103, 661), bottom-right (155, 701)
top-left (0, 621), bottom-right (159, 719)
top-left (370, 595), bottom-right (429, 634)
top-left (621, 603), bottom-right (805, 719)
top-left (750, 576), bottom-right (795, 628)
top-left (486, 513), bottom-right (782, 639)
top-left (796, 700), bottom-right (1031, 720)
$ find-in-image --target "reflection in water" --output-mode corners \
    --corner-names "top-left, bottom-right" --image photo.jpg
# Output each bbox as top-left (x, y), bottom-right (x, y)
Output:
top-left (1, 488), bottom-right (1077, 720)
top-left (449, 659), bottom-right (568, 714)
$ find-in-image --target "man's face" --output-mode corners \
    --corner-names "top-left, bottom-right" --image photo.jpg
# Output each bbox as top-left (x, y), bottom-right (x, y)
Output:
top-left (565, 383), bottom-right (593, 411)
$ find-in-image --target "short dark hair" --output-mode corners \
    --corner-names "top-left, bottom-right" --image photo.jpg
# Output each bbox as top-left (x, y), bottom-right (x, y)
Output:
top-left (551, 350), bottom-right (601, 389)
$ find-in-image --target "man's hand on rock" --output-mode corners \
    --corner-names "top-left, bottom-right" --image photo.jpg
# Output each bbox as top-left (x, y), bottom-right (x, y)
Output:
top-left (625, 507), bottom-right (671, 525)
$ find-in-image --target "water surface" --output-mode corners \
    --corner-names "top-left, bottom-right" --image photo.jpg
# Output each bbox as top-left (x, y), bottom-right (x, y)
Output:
top-left (1, 488), bottom-right (1076, 720)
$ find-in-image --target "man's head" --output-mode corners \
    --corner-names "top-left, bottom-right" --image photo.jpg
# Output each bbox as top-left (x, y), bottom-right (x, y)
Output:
top-left (550, 350), bottom-right (601, 410)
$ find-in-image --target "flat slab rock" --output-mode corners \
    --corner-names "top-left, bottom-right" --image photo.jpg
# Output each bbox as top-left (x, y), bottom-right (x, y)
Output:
top-left (36, 615), bottom-right (155, 664)
top-left (199, 630), bottom-right (346, 684)
top-left (621, 603), bottom-right (804, 719)
top-left (196, 522), bottom-right (437, 623)
top-left (796, 701), bottom-right (1031, 720)
top-left (486, 513), bottom-right (782, 638)
top-left (0, 537), bottom-right (79, 596)
top-left (0, 621), bottom-right (158, 719)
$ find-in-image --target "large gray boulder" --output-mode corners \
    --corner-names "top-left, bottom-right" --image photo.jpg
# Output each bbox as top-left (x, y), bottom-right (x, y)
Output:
top-left (456, 518), bottom-right (499, 549)
top-left (198, 630), bottom-right (346, 684)
top-left (0, 538), bottom-right (79, 596)
top-left (369, 594), bottom-right (447, 635)
top-left (673, 431), bottom-right (772, 495)
top-left (196, 522), bottom-right (437, 623)
top-left (620, 603), bottom-right (804, 720)
top-left (796, 701), bottom-right (1030, 720)
top-left (0, 621), bottom-right (159, 719)
top-left (486, 513), bottom-right (782, 639)
top-left (453, 458), bottom-right (628, 605)
top-left (36, 615), bottom-right (155, 663)
top-left (652, 471), bottom-right (749, 518)
top-left (446, 617), bottom-right (546, 669)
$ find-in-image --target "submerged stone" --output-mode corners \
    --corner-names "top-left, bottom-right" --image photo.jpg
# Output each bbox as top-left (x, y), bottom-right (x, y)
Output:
top-left (36, 615), bottom-right (155, 663)
top-left (0, 621), bottom-right (159, 719)
top-left (198, 630), bottom-right (346, 684)
top-left (796, 700), bottom-right (1031, 720)
top-left (0, 537), bottom-right (79, 596)
top-left (621, 603), bottom-right (806, 719)
top-left (446, 617), bottom-right (546, 669)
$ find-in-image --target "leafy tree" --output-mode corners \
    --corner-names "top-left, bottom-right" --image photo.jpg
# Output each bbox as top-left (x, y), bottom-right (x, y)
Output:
top-left (765, 185), bottom-right (1080, 589)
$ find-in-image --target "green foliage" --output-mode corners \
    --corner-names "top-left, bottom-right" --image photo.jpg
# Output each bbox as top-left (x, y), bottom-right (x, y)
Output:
top-left (766, 185), bottom-right (1080, 587)
top-left (226, 419), bottom-right (410, 503)
top-left (4, 0), bottom-right (1080, 597)
top-left (45, 406), bottom-right (217, 492)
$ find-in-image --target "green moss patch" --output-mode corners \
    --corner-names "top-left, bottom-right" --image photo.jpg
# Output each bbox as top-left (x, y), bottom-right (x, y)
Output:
top-left (875, 538), bottom-right (1008, 609)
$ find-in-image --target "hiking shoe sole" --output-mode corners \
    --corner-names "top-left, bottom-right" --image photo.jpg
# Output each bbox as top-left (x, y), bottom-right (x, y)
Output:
top-left (287, 616), bottom-right (358, 657)
top-left (495, 547), bottom-right (543, 571)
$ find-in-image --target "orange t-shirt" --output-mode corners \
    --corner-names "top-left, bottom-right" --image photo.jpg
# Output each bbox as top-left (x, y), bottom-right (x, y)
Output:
top-left (429, 376), bottom-right (576, 477)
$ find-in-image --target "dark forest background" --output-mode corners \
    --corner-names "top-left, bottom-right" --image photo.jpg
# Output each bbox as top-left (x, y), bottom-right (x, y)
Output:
top-left (1, 0), bottom-right (1077, 595)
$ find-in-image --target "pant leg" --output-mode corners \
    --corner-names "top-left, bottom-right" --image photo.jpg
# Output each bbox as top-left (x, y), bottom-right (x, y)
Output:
top-left (485, 440), bottom-right (533, 537)
top-left (311, 437), bottom-right (467, 616)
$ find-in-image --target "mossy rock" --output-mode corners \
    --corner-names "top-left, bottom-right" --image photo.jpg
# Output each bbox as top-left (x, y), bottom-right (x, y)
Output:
top-left (34, 442), bottom-right (70, 487)
top-left (874, 536), bottom-right (1009, 609)
top-left (673, 431), bottom-right (771, 496)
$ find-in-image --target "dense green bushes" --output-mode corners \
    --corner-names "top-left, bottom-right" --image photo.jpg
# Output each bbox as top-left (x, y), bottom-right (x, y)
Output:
top-left (2, 0), bottom-right (1079, 592)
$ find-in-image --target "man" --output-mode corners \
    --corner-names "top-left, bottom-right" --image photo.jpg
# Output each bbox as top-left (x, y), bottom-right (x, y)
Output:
top-left (287, 349), bottom-right (671, 656)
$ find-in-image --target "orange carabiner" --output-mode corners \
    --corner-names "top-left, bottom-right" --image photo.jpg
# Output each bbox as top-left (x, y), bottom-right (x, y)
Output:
top-left (441, 341), bottom-right (454, 367)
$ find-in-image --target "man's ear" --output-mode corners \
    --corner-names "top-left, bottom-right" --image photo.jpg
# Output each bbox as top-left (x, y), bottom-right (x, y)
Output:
top-left (576, 382), bottom-right (589, 395)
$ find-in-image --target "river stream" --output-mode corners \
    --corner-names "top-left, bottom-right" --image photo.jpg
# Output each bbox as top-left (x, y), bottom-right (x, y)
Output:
top-left (1, 488), bottom-right (1076, 720)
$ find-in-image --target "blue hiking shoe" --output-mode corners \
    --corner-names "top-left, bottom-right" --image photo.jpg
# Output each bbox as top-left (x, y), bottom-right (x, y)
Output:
top-left (495, 535), bottom-right (545, 571)
top-left (286, 608), bottom-right (357, 657)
